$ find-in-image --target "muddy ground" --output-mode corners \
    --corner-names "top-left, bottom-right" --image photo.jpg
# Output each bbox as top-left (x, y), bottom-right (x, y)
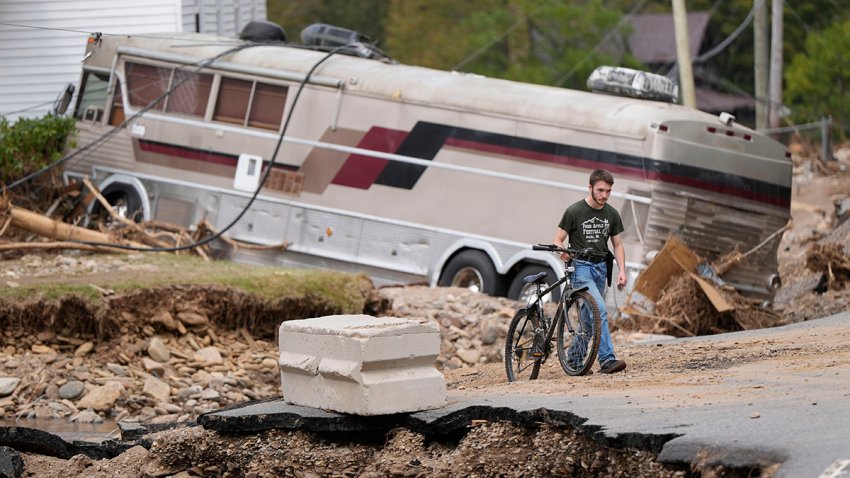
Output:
top-left (2, 151), bottom-right (850, 477)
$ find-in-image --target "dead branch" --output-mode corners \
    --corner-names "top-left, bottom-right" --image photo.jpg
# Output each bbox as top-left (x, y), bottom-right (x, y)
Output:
top-left (0, 241), bottom-right (134, 254)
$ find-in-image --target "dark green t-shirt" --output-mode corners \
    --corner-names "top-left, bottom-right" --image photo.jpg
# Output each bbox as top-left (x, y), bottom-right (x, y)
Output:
top-left (558, 199), bottom-right (624, 253)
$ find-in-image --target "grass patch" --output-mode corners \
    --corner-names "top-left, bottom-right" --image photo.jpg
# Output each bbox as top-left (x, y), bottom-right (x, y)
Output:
top-left (0, 253), bottom-right (375, 314)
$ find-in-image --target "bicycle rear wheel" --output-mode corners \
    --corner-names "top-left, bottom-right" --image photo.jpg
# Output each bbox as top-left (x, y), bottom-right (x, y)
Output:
top-left (505, 308), bottom-right (542, 381)
top-left (556, 290), bottom-right (602, 376)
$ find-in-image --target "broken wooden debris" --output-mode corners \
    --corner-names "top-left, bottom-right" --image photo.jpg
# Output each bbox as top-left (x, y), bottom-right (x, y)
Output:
top-left (1, 178), bottom-right (290, 257)
top-left (620, 235), bottom-right (785, 337)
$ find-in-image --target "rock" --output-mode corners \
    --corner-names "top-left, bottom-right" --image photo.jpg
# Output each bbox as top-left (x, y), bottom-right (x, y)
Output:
top-left (31, 344), bottom-right (53, 354)
top-left (150, 311), bottom-right (179, 331)
top-left (199, 389), bottom-right (220, 401)
top-left (261, 358), bottom-right (278, 370)
top-left (455, 348), bottom-right (481, 365)
top-left (178, 385), bottom-right (202, 400)
top-left (0, 378), bottom-right (19, 397)
top-left (177, 311), bottom-right (209, 327)
top-left (36, 330), bottom-right (56, 342)
top-left (143, 377), bottom-right (171, 402)
top-left (142, 357), bottom-right (166, 374)
top-left (157, 402), bottom-right (182, 414)
top-left (71, 409), bottom-right (103, 423)
top-left (58, 380), bottom-right (85, 400)
top-left (190, 370), bottom-right (211, 388)
top-left (479, 321), bottom-right (500, 345)
top-left (106, 363), bottom-right (128, 376)
top-left (194, 347), bottom-right (223, 366)
top-left (148, 337), bottom-right (171, 363)
top-left (77, 381), bottom-right (125, 412)
top-left (74, 341), bottom-right (94, 357)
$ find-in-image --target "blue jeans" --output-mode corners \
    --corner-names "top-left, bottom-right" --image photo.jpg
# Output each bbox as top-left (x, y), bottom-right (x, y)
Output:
top-left (570, 260), bottom-right (616, 365)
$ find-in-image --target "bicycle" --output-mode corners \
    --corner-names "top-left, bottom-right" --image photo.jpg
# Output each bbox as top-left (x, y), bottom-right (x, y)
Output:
top-left (505, 244), bottom-right (606, 381)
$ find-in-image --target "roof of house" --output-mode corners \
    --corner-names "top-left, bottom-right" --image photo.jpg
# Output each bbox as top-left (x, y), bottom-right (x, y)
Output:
top-left (628, 12), bottom-right (711, 64)
top-left (627, 11), bottom-right (755, 113)
top-left (695, 86), bottom-right (755, 113)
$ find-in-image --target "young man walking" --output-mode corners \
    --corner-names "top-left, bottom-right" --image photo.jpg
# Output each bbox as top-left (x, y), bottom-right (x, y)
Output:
top-left (553, 169), bottom-right (627, 374)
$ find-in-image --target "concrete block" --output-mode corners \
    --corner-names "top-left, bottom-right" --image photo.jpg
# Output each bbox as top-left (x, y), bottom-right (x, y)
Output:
top-left (279, 314), bottom-right (446, 415)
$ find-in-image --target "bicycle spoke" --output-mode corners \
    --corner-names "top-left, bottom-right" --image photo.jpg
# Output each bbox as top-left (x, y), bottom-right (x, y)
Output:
top-left (505, 308), bottom-right (542, 381)
top-left (557, 290), bottom-right (601, 376)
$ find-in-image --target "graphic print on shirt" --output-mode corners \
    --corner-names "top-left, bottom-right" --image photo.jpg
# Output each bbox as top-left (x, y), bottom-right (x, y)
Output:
top-left (581, 217), bottom-right (610, 246)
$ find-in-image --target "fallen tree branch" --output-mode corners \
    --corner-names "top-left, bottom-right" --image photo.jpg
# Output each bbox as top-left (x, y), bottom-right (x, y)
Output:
top-left (0, 241), bottom-right (133, 254)
top-left (0, 196), bottom-right (149, 249)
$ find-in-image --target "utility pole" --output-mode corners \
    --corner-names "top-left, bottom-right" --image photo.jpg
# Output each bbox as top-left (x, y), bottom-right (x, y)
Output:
top-left (672, 0), bottom-right (696, 108)
top-left (754, 0), bottom-right (769, 130)
top-left (768, 0), bottom-right (783, 130)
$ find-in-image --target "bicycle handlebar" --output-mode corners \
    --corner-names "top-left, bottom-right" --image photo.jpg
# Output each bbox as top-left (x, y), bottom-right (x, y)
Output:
top-left (532, 243), bottom-right (608, 261)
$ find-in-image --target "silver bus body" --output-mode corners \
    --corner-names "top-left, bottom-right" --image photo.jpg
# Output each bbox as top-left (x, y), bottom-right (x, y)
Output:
top-left (66, 32), bottom-right (791, 300)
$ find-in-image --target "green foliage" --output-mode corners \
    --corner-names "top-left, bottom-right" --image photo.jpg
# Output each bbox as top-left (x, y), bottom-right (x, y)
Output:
top-left (785, 20), bottom-right (850, 137)
top-left (0, 114), bottom-right (75, 183)
top-left (385, 0), bottom-right (643, 89)
top-left (267, 0), bottom-right (389, 46)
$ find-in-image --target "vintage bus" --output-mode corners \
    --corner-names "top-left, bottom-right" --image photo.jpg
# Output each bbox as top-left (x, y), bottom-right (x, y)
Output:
top-left (64, 25), bottom-right (792, 303)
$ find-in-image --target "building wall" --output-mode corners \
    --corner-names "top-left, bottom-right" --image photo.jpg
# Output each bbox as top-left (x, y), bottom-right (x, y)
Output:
top-left (0, 0), bottom-right (266, 122)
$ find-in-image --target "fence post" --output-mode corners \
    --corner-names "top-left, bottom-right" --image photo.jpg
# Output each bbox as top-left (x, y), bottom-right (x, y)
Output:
top-left (822, 116), bottom-right (833, 162)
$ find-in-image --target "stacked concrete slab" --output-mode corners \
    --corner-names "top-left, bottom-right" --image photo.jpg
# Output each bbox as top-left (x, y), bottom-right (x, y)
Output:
top-left (279, 314), bottom-right (446, 415)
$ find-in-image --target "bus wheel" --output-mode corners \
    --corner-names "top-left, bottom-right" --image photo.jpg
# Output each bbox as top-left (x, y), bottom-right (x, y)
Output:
top-left (438, 250), bottom-right (503, 296)
top-left (90, 184), bottom-right (144, 224)
top-left (508, 264), bottom-right (561, 303)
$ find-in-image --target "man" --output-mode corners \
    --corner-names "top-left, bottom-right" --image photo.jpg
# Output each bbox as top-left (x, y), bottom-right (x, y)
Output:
top-left (554, 169), bottom-right (627, 374)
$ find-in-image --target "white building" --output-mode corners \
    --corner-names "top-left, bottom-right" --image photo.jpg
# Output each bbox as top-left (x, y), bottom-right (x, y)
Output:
top-left (0, 0), bottom-right (267, 122)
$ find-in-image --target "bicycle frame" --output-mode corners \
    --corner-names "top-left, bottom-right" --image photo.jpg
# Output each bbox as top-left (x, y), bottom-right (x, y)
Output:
top-left (524, 260), bottom-right (589, 361)
top-left (505, 244), bottom-right (607, 380)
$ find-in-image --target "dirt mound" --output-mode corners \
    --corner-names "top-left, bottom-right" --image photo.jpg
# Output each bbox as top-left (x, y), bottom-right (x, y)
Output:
top-left (0, 283), bottom-right (389, 348)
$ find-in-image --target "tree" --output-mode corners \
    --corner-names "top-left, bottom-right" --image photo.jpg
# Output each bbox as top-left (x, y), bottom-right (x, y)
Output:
top-left (385, 0), bottom-right (643, 90)
top-left (266, 0), bottom-right (388, 46)
top-left (785, 20), bottom-right (850, 137)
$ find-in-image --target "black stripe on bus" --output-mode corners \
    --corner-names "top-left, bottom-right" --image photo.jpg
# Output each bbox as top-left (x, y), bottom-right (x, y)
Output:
top-left (373, 122), bottom-right (790, 208)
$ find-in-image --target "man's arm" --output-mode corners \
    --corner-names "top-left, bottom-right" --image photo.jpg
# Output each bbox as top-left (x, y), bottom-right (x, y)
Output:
top-left (554, 227), bottom-right (570, 261)
top-left (611, 233), bottom-right (627, 288)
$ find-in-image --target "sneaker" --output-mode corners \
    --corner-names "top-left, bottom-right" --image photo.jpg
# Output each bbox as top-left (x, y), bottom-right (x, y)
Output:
top-left (600, 359), bottom-right (626, 374)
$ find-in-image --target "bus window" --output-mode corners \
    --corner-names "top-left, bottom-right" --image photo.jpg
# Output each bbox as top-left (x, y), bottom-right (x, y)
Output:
top-left (167, 69), bottom-right (213, 117)
top-left (109, 79), bottom-right (124, 126)
top-left (126, 62), bottom-right (169, 111)
top-left (248, 82), bottom-right (287, 130)
top-left (213, 77), bottom-right (252, 126)
top-left (74, 71), bottom-right (110, 123)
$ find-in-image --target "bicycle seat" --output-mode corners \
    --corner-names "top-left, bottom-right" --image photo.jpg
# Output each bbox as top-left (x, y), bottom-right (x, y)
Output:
top-left (522, 271), bottom-right (548, 284)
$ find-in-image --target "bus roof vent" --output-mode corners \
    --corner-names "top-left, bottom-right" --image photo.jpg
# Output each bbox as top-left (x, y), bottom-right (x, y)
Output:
top-left (239, 20), bottom-right (286, 43)
top-left (300, 23), bottom-right (379, 59)
top-left (587, 66), bottom-right (679, 104)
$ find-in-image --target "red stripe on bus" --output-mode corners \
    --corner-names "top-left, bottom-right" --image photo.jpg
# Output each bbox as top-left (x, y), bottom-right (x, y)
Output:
top-left (445, 137), bottom-right (789, 208)
top-left (139, 140), bottom-right (237, 167)
top-left (331, 127), bottom-right (409, 189)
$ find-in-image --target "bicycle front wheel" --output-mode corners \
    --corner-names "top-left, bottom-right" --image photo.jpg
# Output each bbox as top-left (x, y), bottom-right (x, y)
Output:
top-left (505, 308), bottom-right (542, 382)
top-left (556, 290), bottom-right (602, 376)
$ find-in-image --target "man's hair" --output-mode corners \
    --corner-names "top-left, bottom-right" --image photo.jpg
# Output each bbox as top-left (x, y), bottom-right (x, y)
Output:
top-left (589, 169), bottom-right (614, 186)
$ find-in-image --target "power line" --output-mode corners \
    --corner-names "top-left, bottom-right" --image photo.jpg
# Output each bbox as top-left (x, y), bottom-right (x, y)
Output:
top-left (552, 0), bottom-right (650, 87)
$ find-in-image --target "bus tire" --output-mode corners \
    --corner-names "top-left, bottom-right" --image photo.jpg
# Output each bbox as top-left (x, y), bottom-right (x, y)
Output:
top-left (91, 183), bottom-right (144, 223)
top-left (508, 264), bottom-right (561, 302)
top-left (438, 250), bottom-right (503, 296)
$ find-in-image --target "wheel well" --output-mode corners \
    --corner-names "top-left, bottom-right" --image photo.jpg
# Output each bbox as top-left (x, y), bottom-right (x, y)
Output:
top-left (87, 175), bottom-right (150, 222)
top-left (507, 259), bottom-right (551, 281)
